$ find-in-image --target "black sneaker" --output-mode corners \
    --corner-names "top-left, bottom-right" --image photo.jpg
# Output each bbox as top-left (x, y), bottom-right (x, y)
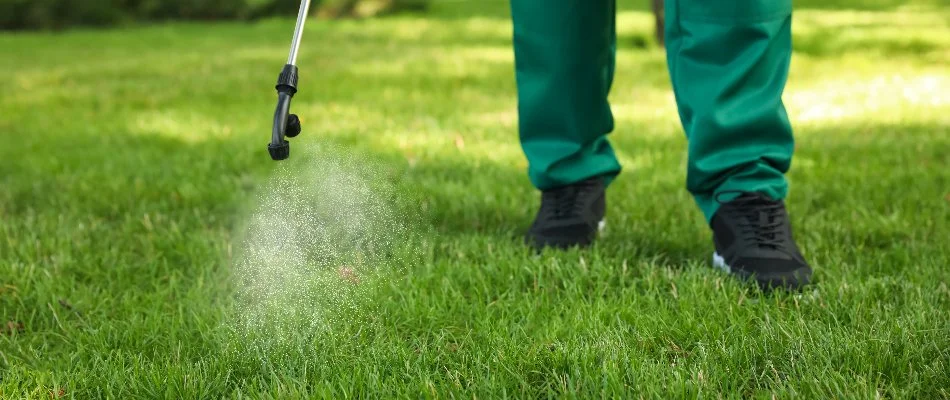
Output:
top-left (711, 192), bottom-right (812, 290)
top-left (525, 177), bottom-right (606, 250)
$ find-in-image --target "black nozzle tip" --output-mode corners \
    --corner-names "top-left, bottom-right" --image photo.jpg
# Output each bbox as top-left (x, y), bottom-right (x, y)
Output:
top-left (268, 141), bottom-right (290, 161)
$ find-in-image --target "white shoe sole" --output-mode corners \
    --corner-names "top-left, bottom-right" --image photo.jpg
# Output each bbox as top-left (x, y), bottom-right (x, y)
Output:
top-left (712, 252), bottom-right (731, 273)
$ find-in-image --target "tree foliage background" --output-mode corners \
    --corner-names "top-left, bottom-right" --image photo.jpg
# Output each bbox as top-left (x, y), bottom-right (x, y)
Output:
top-left (0, 0), bottom-right (430, 30)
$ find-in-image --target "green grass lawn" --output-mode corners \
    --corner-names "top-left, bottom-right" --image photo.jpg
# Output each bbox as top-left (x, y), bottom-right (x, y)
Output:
top-left (2, 2), bottom-right (949, 398)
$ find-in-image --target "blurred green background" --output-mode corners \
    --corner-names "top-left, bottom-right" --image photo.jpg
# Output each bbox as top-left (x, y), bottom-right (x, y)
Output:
top-left (0, 0), bottom-right (429, 30)
top-left (2, 0), bottom-right (945, 31)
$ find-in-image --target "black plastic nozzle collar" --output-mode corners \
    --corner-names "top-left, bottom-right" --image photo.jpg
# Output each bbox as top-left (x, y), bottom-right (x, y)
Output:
top-left (277, 64), bottom-right (299, 95)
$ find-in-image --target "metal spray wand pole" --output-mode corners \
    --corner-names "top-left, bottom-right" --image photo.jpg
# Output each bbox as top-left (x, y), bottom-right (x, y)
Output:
top-left (269, 0), bottom-right (313, 161)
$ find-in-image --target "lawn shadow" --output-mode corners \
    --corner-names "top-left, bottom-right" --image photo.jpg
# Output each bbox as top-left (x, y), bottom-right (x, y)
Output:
top-left (378, 143), bottom-right (711, 268)
top-left (792, 26), bottom-right (947, 59)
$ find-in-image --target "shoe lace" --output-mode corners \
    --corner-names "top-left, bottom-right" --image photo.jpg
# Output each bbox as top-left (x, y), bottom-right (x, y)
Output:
top-left (716, 191), bottom-right (787, 250)
top-left (540, 180), bottom-right (597, 219)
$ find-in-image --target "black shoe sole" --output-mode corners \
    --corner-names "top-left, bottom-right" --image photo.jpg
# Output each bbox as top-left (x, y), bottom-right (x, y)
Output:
top-left (713, 252), bottom-right (812, 291)
top-left (526, 220), bottom-right (606, 250)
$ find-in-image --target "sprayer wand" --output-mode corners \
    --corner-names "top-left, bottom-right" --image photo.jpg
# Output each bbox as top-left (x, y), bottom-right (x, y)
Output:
top-left (269, 0), bottom-right (313, 161)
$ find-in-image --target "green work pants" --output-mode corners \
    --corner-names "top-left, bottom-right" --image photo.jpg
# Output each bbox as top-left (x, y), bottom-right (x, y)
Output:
top-left (511, 0), bottom-right (795, 222)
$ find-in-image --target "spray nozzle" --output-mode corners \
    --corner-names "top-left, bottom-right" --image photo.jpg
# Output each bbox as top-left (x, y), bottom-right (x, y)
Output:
top-left (270, 64), bottom-right (302, 161)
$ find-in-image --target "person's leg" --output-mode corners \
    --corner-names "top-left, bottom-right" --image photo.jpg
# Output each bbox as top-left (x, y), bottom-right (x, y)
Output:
top-left (511, 0), bottom-right (621, 191)
top-left (665, 0), bottom-right (794, 221)
top-left (512, 0), bottom-right (621, 249)
top-left (665, 0), bottom-right (812, 288)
